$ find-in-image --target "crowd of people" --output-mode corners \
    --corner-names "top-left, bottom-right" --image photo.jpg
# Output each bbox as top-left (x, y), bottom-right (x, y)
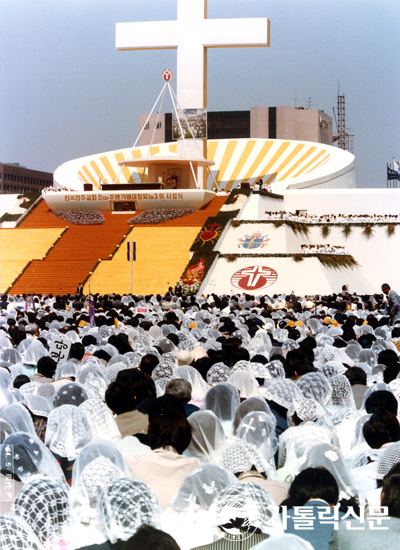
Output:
top-left (264, 211), bottom-right (400, 224)
top-left (299, 245), bottom-right (348, 255)
top-left (1, 286), bottom-right (400, 549)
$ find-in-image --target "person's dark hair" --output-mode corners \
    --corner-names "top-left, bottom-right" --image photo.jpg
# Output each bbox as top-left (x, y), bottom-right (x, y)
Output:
top-left (105, 381), bottom-right (135, 414)
top-left (82, 335), bottom-right (97, 348)
top-left (148, 394), bottom-right (185, 420)
top-left (365, 390), bottom-right (398, 416)
top-left (9, 328), bottom-right (26, 346)
top-left (68, 342), bottom-right (85, 361)
top-left (13, 374), bottom-right (31, 389)
top-left (124, 525), bottom-right (180, 550)
top-left (250, 354), bottom-right (268, 365)
top-left (167, 333), bottom-right (180, 347)
top-left (285, 349), bottom-right (306, 378)
top-left (378, 350), bottom-right (399, 369)
top-left (363, 412), bottom-right (400, 449)
top-left (392, 327), bottom-right (400, 338)
top-left (383, 365), bottom-right (400, 384)
top-left (358, 334), bottom-right (376, 349)
top-left (280, 467), bottom-right (339, 510)
top-left (140, 354), bottom-right (159, 376)
top-left (344, 366), bottom-right (367, 386)
top-left (165, 379), bottom-right (192, 403)
top-left (381, 464), bottom-right (400, 518)
top-left (108, 333), bottom-right (133, 355)
top-left (36, 356), bottom-right (57, 379)
top-left (117, 368), bottom-right (156, 403)
top-left (147, 407), bottom-right (191, 454)
top-left (341, 325), bottom-right (356, 342)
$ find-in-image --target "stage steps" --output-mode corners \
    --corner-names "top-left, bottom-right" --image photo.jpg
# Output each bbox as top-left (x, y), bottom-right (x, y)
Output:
top-left (6, 196), bottom-right (227, 295)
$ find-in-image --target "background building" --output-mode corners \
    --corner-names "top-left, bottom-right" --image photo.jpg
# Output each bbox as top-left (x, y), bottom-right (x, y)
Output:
top-left (0, 163), bottom-right (53, 194)
top-left (138, 106), bottom-right (333, 146)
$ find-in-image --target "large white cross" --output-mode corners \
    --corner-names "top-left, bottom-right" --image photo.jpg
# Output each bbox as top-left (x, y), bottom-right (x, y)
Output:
top-left (116, 0), bottom-right (270, 109)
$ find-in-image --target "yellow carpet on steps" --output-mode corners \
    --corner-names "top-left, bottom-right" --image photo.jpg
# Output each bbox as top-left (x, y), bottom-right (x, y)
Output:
top-left (0, 228), bottom-right (65, 293)
top-left (85, 226), bottom-right (201, 295)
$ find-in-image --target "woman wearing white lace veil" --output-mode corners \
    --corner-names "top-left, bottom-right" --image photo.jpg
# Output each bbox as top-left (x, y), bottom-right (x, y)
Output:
top-left (45, 404), bottom-right (93, 484)
top-left (70, 439), bottom-right (132, 545)
top-left (0, 431), bottom-right (66, 485)
top-left (149, 325), bottom-right (164, 343)
top-left (21, 340), bottom-right (47, 375)
top-left (22, 394), bottom-right (52, 442)
top-left (163, 463), bottom-right (237, 550)
top-left (296, 372), bottom-right (333, 407)
top-left (79, 398), bottom-right (121, 445)
top-left (53, 361), bottom-right (77, 388)
top-left (298, 442), bottom-right (359, 502)
top-left (227, 370), bottom-right (260, 400)
top-left (12, 476), bottom-right (71, 549)
top-left (206, 363), bottom-right (230, 386)
top-left (0, 514), bottom-right (43, 550)
top-left (185, 410), bottom-right (226, 464)
top-left (92, 478), bottom-right (162, 548)
top-left (220, 438), bottom-right (277, 486)
top-left (0, 368), bottom-right (12, 391)
top-left (328, 374), bottom-right (357, 410)
top-left (52, 382), bottom-right (89, 408)
top-left (236, 411), bottom-right (278, 472)
top-left (204, 383), bottom-right (240, 437)
top-left (76, 365), bottom-right (108, 401)
top-left (364, 441), bottom-right (400, 512)
top-left (0, 403), bottom-right (36, 435)
top-left (174, 365), bottom-right (209, 408)
top-left (0, 418), bottom-right (13, 443)
top-left (276, 397), bottom-right (337, 484)
top-left (232, 397), bottom-right (274, 435)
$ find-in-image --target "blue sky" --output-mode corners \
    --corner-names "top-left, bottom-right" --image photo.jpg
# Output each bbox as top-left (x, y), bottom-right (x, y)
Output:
top-left (0, 0), bottom-right (399, 188)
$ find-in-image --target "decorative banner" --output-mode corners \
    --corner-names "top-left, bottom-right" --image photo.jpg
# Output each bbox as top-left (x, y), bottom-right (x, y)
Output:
top-left (196, 222), bottom-right (222, 248)
top-left (238, 232), bottom-right (270, 249)
top-left (172, 108), bottom-right (207, 139)
top-left (181, 258), bottom-right (206, 285)
top-left (231, 265), bottom-right (278, 291)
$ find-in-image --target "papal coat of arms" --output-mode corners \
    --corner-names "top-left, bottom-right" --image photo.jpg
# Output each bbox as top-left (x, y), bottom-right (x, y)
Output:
top-left (238, 232), bottom-right (269, 249)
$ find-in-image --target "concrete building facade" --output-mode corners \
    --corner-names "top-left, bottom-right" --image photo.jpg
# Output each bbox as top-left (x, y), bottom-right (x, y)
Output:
top-left (0, 163), bottom-right (53, 194)
top-left (138, 107), bottom-right (333, 146)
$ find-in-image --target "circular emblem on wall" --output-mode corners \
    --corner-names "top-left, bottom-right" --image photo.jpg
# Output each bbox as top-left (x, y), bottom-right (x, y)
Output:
top-left (162, 69), bottom-right (173, 81)
top-left (231, 265), bottom-right (278, 291)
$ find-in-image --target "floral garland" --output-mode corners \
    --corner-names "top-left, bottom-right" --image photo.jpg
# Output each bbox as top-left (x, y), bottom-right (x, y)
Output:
top-left (177, 252), bottom-right (217, 295)
top-left (53, 210), bottom-right (105, 225)
top-left (386, 224), bottom-right (395, 237)
top-left (342, 225), bottom-right (352, 238)
top-left (317, 254), bottom-right (359, 270)
top-left (219, 252), bottom-right (358, 270)
top-left (321, 225), bottom-right (331, 238)
top-left (286, 221), bottom-right (310, 236)
top-left (293, 253), bottom-right (304, 263)
top-left (362, 225), bottom-right (374, 239)
top-left (128, 208), bottom-right (195, 224)
top-left (226, 254), bottom-right (238, 263)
